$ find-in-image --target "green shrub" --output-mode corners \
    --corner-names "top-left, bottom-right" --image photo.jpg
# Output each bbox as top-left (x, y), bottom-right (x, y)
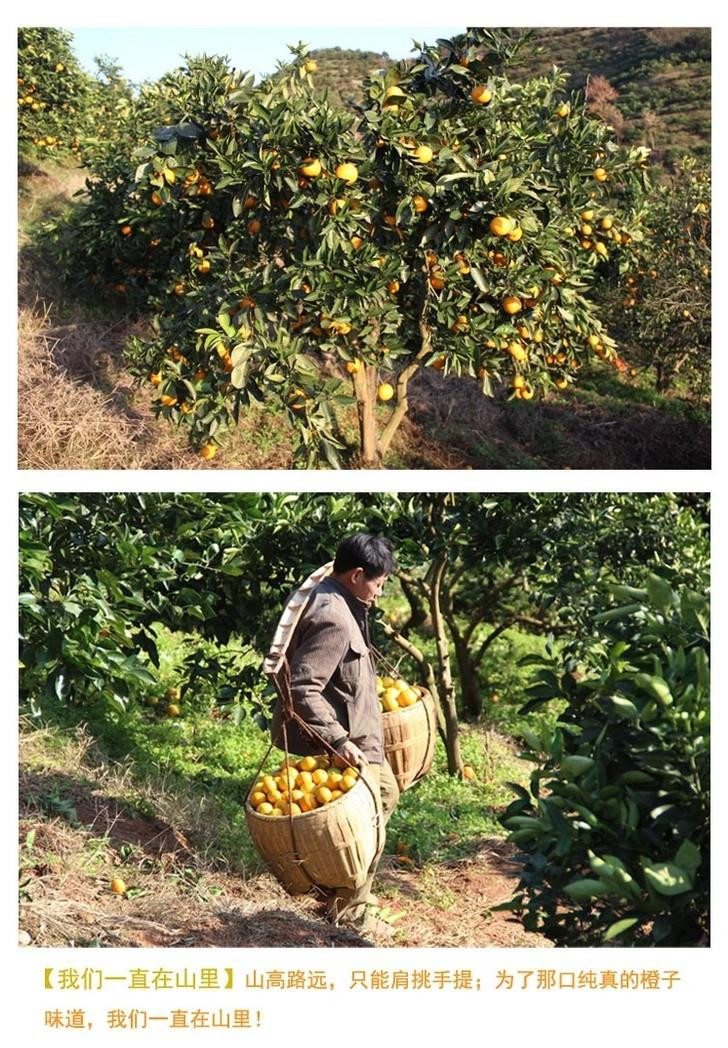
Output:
top-left (498, 571), bottom-right (709, 946)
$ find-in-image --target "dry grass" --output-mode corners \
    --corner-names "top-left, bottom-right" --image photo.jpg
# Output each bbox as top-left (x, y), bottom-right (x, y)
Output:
top-left (17, 257), bottom-right (297, 471)
top-left (20, 299), bottom-right (169, 470)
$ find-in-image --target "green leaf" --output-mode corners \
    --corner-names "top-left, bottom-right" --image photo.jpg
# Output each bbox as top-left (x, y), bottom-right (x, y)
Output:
top-left (559, 755), bottom-right (594, 778)
top-left (564, 878), bottom-right (610, 901)
top-left (633, 673), bottom-right (673, 706)
top-left (469, 267), bottom-right (489, 293)
top-left (674, 840), bottom-right (701, 878)
top-left (646, 573), bottom-right (675, 614)
top-left (609, 695), bottom-right (639, 720)
top-left (642, 861), bottom-right (692, 896)
top-left (603, 917), bottom-right (639, 942)
top-left (230, 365), bottom-right (247, 389)
top-left (593, 602), bottom-right (642, 623)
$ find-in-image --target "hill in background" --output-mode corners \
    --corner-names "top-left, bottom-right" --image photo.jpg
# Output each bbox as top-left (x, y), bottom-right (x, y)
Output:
top-left (301, 27), bottom-right (710, 168)
top-left (508, 27), bottom-right (710, 167)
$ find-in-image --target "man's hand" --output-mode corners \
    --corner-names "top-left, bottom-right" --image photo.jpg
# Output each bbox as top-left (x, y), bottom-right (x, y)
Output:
top-left (333, 739), bottom-right (368, 770)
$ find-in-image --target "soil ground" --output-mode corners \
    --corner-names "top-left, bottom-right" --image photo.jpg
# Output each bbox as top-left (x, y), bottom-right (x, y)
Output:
top-left (19, 744), bottom-right (545, 950)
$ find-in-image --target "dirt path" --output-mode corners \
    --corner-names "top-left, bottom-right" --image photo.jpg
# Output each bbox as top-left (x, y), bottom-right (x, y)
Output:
top-left (19, 799), bottom-right (546, 948)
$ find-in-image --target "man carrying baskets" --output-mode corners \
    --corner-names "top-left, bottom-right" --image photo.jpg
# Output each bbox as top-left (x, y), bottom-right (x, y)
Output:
top-left (270, 533), bottom-right (400, 935)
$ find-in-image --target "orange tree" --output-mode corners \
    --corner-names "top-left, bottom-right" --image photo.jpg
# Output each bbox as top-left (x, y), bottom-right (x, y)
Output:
top-left (498, 574), bottom-right (710, 946)
top-left (18, 28), bottom-right (94, 160)
top-left (600, 157), bottom-right (710, 396)
top-left (50, 29), bottom-right (650, 466)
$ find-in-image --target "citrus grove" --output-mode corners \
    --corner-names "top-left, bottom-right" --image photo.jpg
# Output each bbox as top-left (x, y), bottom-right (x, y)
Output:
top-left (597, 157), bottom-right (710, 396)
top-left (20, 492), bottom-right (709, 945)
top-left (41, 29), bottom-right (653, 467)
top-left (18, 28), bottom-right (133, 166)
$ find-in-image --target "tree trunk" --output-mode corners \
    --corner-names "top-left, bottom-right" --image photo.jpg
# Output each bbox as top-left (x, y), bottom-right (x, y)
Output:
top-left (398, 574), bottom-right (432, 633)
top-left (352, 364), bottom-right (379, 467)
top-left (429, 558), bottom-right (462, 775)
top-left (453, 632), bottom-right (482, 718)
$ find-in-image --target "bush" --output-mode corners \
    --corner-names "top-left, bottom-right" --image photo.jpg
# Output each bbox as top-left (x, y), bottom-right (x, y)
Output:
top-left (498, 572), bottom-right (710, 946)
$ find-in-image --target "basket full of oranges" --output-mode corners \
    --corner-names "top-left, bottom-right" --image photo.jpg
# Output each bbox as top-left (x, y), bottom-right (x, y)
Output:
top-left (244, 753), bottom-right (382, 895)
top-left (378, 675), bottom-right (437, 792)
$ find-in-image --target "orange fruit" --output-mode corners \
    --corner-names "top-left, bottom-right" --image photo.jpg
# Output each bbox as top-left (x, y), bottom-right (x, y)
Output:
top-left (377, 383), bottom-right (395, 402)
top-left (300, 157), bottom-right (322, 178)
top-left (335, 162), bottom-right (358, 185)
top-left (502, 295), bottom-right (523, 315)
top-left (315, 786), bottom-right (333, 805)
top-left (471, 84), bottom-right (492, 104)
top-left (593, 167), bottom-right (608, 182)
top-left (412, 194), bottom-right (428, 213)
top-left (411, 144), bottom-right (433, 164)
top-left (111, 877), bottom-right (127, 895)
top-left (489, 215), bottom-right (515, 236)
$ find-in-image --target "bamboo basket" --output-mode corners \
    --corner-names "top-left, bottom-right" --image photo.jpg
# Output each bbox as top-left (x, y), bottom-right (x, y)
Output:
top-left (382, 688), bottom-right (437, 792)
top-left (245, 771), bottom-right (381, 895)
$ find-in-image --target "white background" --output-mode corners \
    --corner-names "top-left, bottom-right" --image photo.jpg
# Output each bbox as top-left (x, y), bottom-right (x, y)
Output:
top-left (5, 2), bottom-right (721, 1045)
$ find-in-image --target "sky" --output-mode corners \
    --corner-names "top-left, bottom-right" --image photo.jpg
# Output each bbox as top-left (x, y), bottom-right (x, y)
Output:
top-left (67, 26), bottom-right (465, 84)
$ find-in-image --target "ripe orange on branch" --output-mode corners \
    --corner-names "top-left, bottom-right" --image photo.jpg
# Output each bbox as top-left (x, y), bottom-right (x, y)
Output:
top-left (502, 295), bottom-right (523, 315)
top-left (334, 162), bottom-right (358, 186)
top-left (489, 215), bottom-right (515, 236)
top-left (299, 157), bottom-right (322, 178)
top-left (470, 85), bottom-right (492, 104)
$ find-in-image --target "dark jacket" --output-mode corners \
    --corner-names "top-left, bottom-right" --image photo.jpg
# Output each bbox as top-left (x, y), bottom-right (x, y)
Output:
top-left (271, 577), bottom-right (383, 763)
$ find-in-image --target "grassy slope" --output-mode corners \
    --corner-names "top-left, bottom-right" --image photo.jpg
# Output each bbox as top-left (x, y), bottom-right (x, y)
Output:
top-left (506, 28), bottom-right (710, 165)
top-left (19, 621), bottom-right (557, 947)
top-left (18, 709), bottom-right (542, 948)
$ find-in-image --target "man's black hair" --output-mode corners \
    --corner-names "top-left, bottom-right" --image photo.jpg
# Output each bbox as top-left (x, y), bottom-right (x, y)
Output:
top-left (333, 533), bottom-right (396, 579)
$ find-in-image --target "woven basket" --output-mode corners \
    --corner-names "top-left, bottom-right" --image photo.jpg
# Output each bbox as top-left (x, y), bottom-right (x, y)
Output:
top-left (245, 771), bottom-right (381, 895)
top-left (382, 688), bottom-right (437, 792)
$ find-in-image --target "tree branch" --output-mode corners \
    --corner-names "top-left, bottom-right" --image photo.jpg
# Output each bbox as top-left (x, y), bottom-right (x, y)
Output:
top-left (377, 265), bottom-right (433, 456)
